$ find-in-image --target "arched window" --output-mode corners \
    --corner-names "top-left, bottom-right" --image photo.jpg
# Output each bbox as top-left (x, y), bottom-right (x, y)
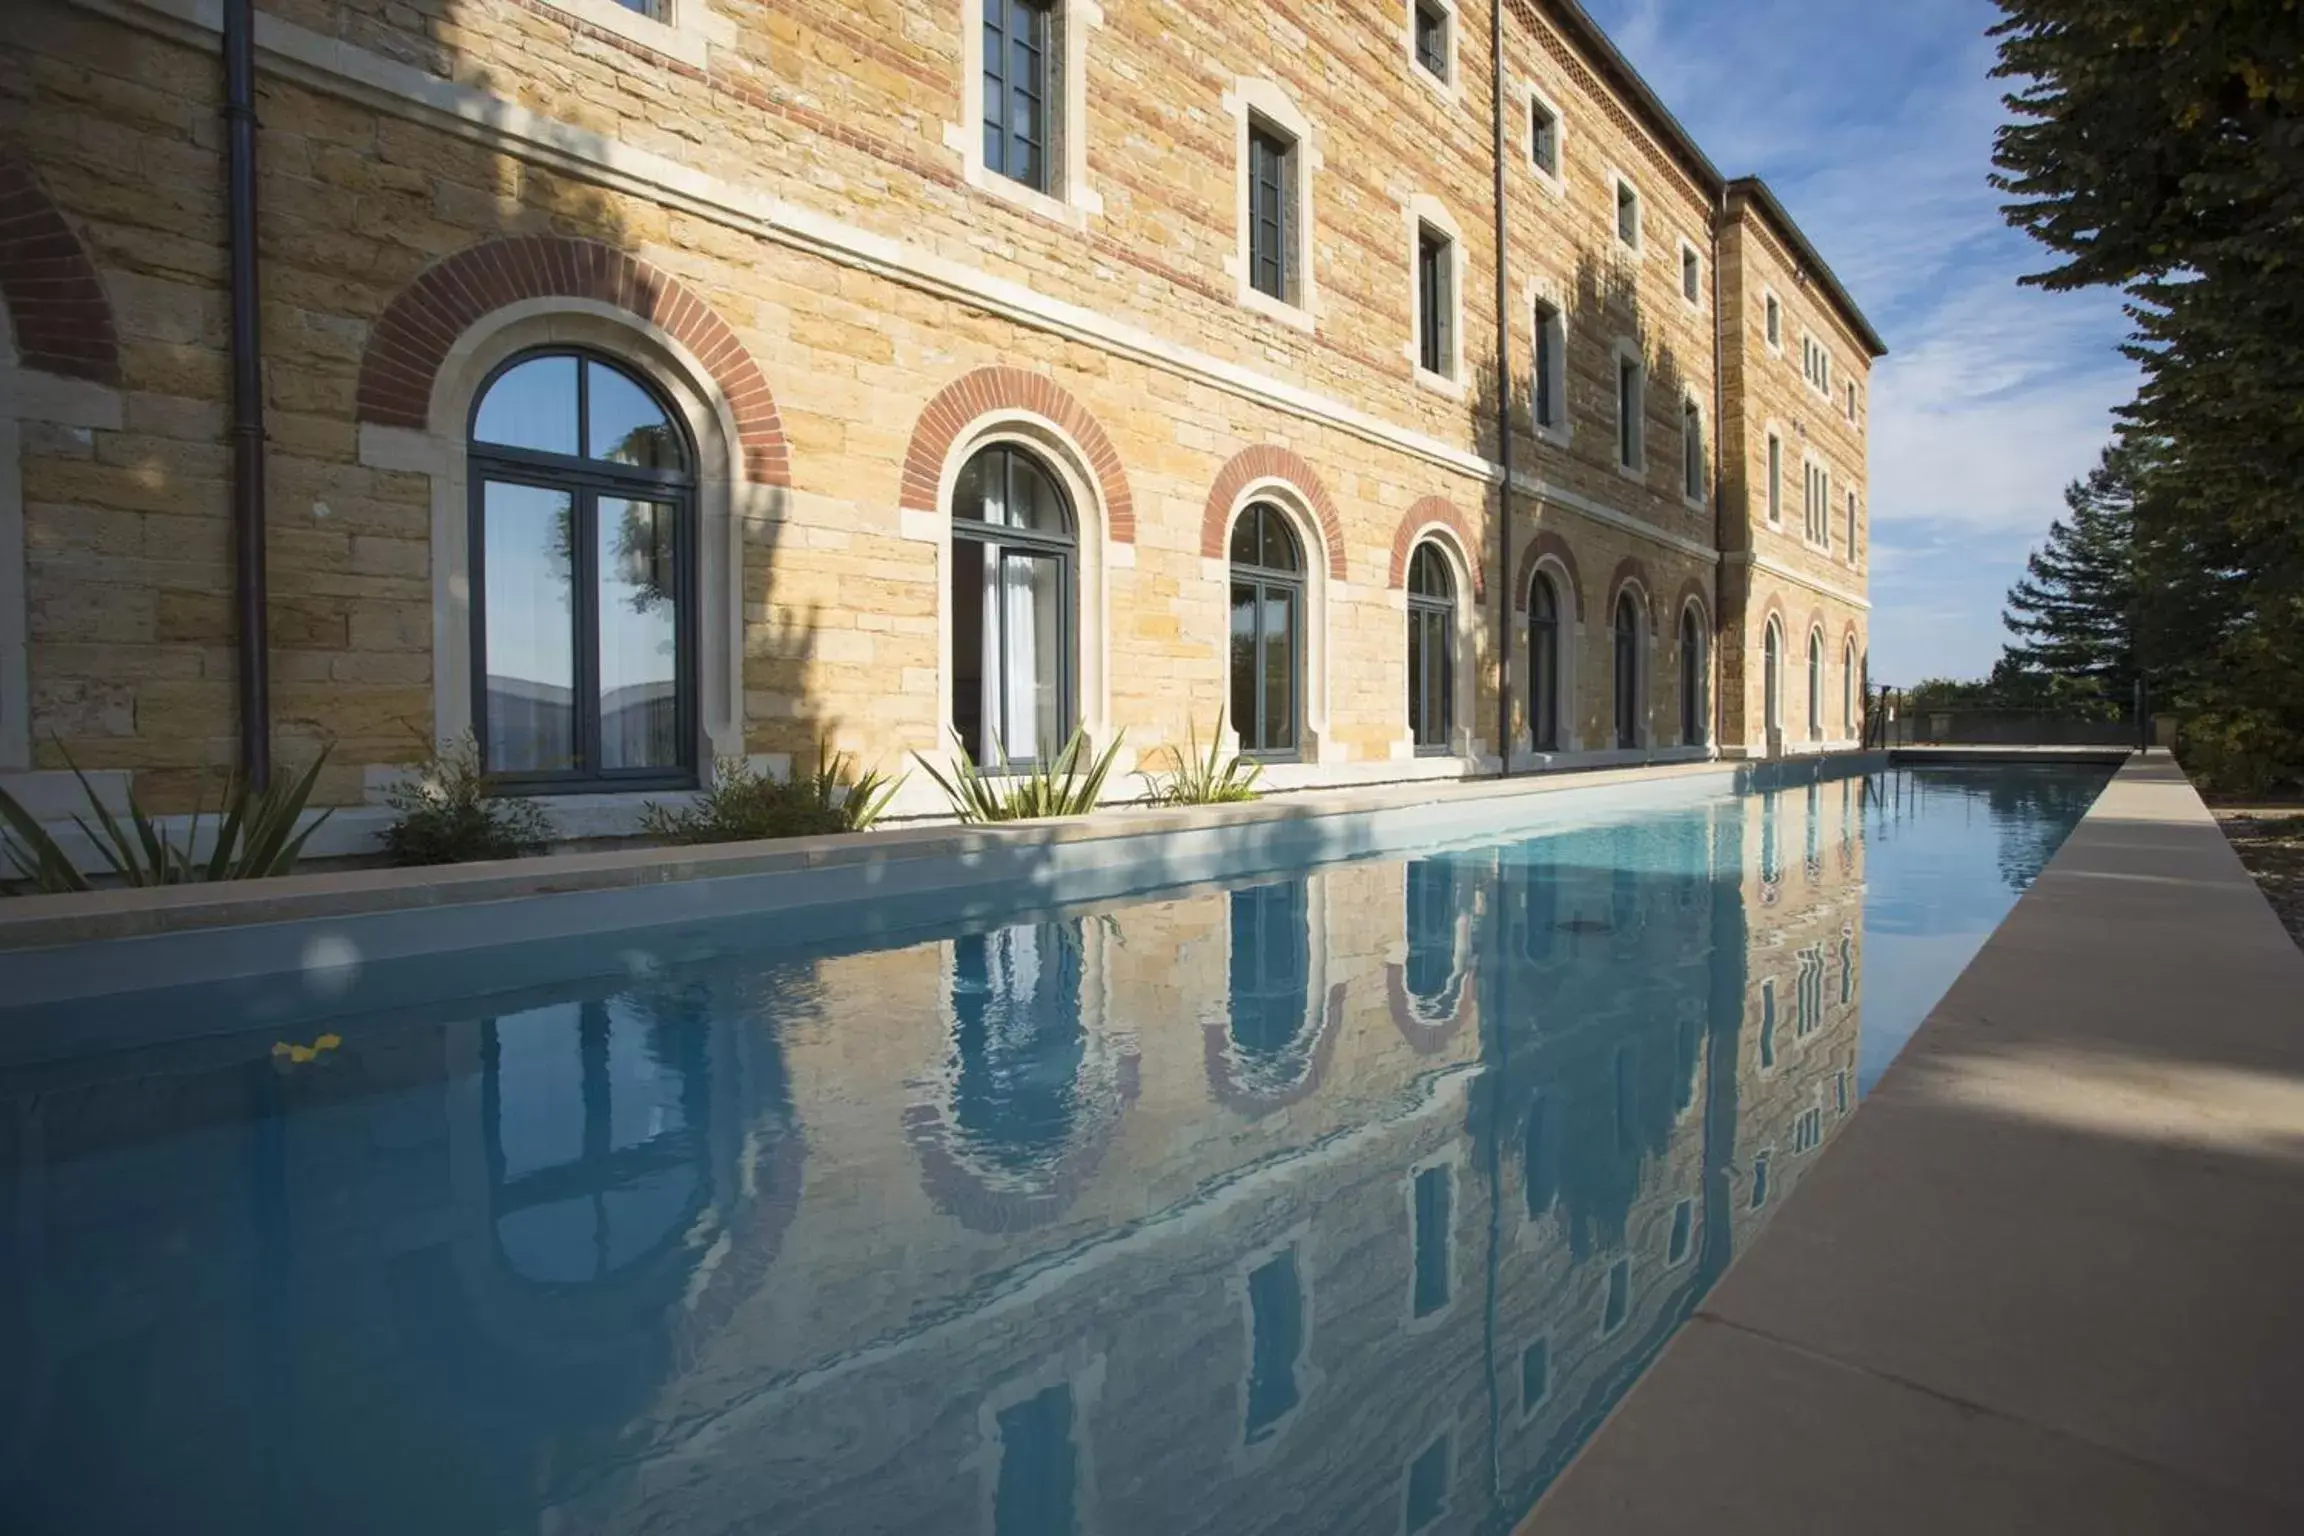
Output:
top-left (1230, 504), bottom-right (1305, 759)
top-left (470, 350), bottom-right (697, 789)
top-left (1407, 543), bottom-right (1456, 753)
top-left (484, 994), bottom-right (712, 1285)
top-left (953, 444), bottom-right (1076, 767)
top-left (1528, 572), bottom-right (1562, 753)
top-left (1763, 619), bottom-right (1783, 738)
top-left (1843, 639), bottom-right (1859, 737)
top-left (1228, 880), bottom-right (1315, 1096)
top-left (1808, 630), bottom-right (1825, 742)
top-left (1613, 591), bottom-right (1643, 750)
top-left (1403, 858), bottom-right (1470, 1017)
top-left (1678, 605), bottom-right (1707, 747)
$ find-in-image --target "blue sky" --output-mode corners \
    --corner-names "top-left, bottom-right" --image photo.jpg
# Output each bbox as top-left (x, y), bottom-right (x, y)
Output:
top-left (1583, 0), bottom-right (2139, 683)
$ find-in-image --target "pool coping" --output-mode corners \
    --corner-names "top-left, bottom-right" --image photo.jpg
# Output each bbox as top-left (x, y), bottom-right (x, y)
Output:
top-left (1520, 751), bottom-right (2304, 1532)
top-left (0, 755), bottom-right (1895, 959)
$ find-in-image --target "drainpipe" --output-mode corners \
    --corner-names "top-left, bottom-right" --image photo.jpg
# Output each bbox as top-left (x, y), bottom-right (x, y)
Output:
top-left (225, 0), bottom-right (272, 788)
top-left (1490, 0), bottom-right (1514, 779)
top-left (1709, 186), bottom-right (1728, 752)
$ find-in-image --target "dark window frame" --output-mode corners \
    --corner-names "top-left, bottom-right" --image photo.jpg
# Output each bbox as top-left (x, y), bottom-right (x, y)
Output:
top-left (1679, 606), bottom-right (1707, 747)
top-left (1529, 95), bottom-right (1559, 175)
top-left (467, 347), bottom-right (700, 795)
top-left (1406, 543), bottom-right (1456, 755)
top-left (983, 0), bottom-right (1055, 193)
top-left (1613, 592), bottom-right (1642, 750)
top-left (951, 443), bottom-right (1079, 771)
top-left (1229, 503), bottom-right (1307, 761)
top-left (1412, 0), bottom-right (1451, 80)
top-left (1416, 225), bottom-right (1454, 377)
top-left (1528, 573), bottom-right (1562, 753)
top-left (1532, 300), bottom-right (1562, 431)
top-left (1682, 399), bottom-right (1704, 500)
top-left (1617, 354), bottom-right (1644, 470)
top-left (1247, 116), bottom-right (1298, 305)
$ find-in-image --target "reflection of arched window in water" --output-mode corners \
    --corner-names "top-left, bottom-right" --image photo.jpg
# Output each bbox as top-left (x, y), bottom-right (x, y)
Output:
top-left (484, 997), bottom-right (711, 1286)
top-left (1227, 880), bottom-right (1319, 1097)
top-left (911, 919), bottom-right (1139, 1231)
top-left (1402, 859), bottom-right (1471, 1018)
top-left (1805, 782), bottom-right (1824, 879)
top-left (1758, 790), bottom-right (1783, 900)
top-left (951, 923), bottom-right (1089, 1174)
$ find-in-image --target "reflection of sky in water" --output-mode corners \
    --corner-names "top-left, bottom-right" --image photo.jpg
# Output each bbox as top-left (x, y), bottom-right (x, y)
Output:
top-left (0, 764), bottom-right (2108, 1536)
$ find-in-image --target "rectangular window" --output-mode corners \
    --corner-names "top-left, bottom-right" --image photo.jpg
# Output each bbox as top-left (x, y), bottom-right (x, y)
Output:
top-left (1767, 434), bottom-right (1782, 523)
top-left (1413, 0), bottom-right (1450, 79)
top-left (1532, 301), bottom-right (1562, 430)
top-left (1244, 1249), bottom-right (1305, 1444)
top-left (613, 0), bottom-right (667, 16)
top-left (993, 1384), bottom-right (1077, 1536)
top-left (1412, 1163), bottom-right (1452, 1317)
top-left (1846, 492), bottom-right (1859, 562)
top-left (983, 0), bottom-right (1054, 192)
top-left (1405, 1434), bottom-right (1451, 1533)
top-left (1417, 226), bottom-right (1454, 377)
top-left (1248, 120), bottom-right (1295, 304)
top-left (1520, 1338), bottom-right (1550, 1416)
top-left (1681, 244), bottom-right (1701, 303)
top-left (1615, 178), bottom-right (1641, 249)
top-left (1764, 293), bottom-right (1781, 348)
top-left (1617, 355), bottom-right (1643, 469)
top-left (1682, 400), bottom-right (1704, 501)
top-left (1846, 380), bottom-right (1858, 424)
top-left (1530, 97), bottom-right (1559, 176)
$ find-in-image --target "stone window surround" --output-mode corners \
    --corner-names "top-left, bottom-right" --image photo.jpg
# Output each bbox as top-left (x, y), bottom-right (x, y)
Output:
top-left (1405, 0), bottom-right (1462, 102)
top-left (1523, 275), bottom-right (1573, 448)
top-left (1610, 575), bottom-right (1653, 751)
top-left (1223, 76), bottom-right (1321, 334)
top-left (1800, 328), bottom-right (1833, 400)
top-left (1599, 1255), bottom-right (1634, 1339)
top-left (1606, 166), bottom-right (1644, 258)
top-left (1522, 79), bottom-right (1567, 196)
top-left (1806, 622), bottom-right (1829, 739)
top-left (356, 299), bottom-right (750, 787)
top-left (531, 0), bottom-right (732, 71)
top-left (1845, 488), bottom-right (1861, 568)
top-left (1229, 1225), bottom-right (1320, 1463)
top-left (1403, 1147), bottom-right (1463, 1332)
top-left (1677, 236), bottom-right (1704, 310)
top-left (1762, 420), bottom-right (1787, 526)
top-left (1802, 448), bottom-right (1833, 552)
top-left (1518, 551), bottom-right (1583, 757)
top-left (1762, 615), bottom-right (1786, 736)
top-left (1762, 286), bottom-right (1785, 355)
top-left (1610, 336), bottom-right (1647, 481)
top-left (1212, 480), bottom-right (1336, 765)
top-left (1677, 590), bottom-right (1712, 747)
top-left (1678, 385), bottom-right (1706, 511)
top-left (970, 1353), bottom-right (1108, 1529)
top-left (945, 0), bottom-right (1107, 229)
top-left (1518, 1331), bottom-right (1554, 1417)
top-left (1207, 872), bottom-right (1338, 1105)
top-left (1403, 194), bottom-right (1468, 399)
top-left (1393, 530), bottom-right (1480, 762)
top-left (905, 407), bottom-right (1118, 776)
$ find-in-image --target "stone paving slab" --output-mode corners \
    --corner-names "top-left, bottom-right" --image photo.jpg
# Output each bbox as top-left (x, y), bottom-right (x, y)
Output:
top-left (1523, 755), bottom-right (2304, 1532)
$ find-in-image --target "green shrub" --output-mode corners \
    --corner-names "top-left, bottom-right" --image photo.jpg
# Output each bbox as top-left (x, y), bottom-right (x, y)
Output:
top-left (0, 742), bottom-right (333, 895)
top-left (380, 738), bottom-right (552, 867)
top-left (1139, 710), bottom-right (1263, 806)
top-left (914, 726), bottom-right (1124, 824)
top-left (2175, 709), bottom-right (2304, 799)
top-left (641, 740), bottom-right (903, 845)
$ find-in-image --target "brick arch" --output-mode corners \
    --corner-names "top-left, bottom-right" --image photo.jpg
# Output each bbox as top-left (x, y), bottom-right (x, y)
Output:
top-left (1605, 555), bottom-right (1660, 633)
top-left (1388, 496), bottom-right (1485, 600)
top-left (354, 235), bottom-right (790, 487)
top-left (1757, 596), bottom-right (1791, 647)
top-left (898, 365), bottom-right (1135, 541)
top-left (1514, 528), bottom-right (1585, 619)
top-left (1802, 608), bottom-right (1831, 652)
top-left (1200, 444), bottom-right (1348, 580)
top-left (1672, 575), bottom-right (1714, 634)
top-left (0, 154), bottom-right (119, 384)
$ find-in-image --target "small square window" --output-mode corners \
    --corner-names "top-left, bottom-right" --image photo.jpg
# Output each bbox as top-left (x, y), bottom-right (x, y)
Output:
top-left (1413, 0), bottom-right (1450, 80)
top-left (1615, 179), bottom-right (1642, 250)
top-left (1530, 97), bottom-right (1559, 177)
top-left (1681, 244), bottom-right (1701, 303)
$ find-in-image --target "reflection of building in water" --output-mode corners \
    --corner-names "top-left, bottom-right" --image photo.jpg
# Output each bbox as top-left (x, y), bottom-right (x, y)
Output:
top-left (0, 791), bottom-right (1868, 1536)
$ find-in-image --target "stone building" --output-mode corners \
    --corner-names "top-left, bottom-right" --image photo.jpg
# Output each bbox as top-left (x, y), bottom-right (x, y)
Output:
top-left (0, 0), bottom-right (1884, 836)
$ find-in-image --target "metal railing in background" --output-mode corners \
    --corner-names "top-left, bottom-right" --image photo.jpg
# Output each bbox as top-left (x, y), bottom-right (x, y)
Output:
top-left (1866, 682), bottom-right (2155, 751)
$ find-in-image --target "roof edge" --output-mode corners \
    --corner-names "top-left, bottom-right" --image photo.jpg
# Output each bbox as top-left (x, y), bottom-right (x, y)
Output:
top-left (1536, 0), bottom-right (1725, 196)
top-left (1727, 177), bottom-right (1890, 359)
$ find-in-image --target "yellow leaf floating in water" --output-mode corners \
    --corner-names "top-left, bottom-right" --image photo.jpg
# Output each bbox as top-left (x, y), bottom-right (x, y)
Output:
top-left (315, 1033), bottom-right (343, 1052)
top-left (270, 1042), bottom-right (293, 1058)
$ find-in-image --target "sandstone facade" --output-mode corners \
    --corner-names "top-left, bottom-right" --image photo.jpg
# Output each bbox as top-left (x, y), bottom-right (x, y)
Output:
top-left (0, 0), bottom-right (1882, 824)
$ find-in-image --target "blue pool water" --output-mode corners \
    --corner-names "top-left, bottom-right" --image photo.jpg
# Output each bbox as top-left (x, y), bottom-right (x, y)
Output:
top-left (0, 763), bottom-right (2110, 1536)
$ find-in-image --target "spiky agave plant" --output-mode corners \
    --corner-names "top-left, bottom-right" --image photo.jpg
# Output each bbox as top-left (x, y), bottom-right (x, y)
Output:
top-left (0, 743), bottom-right (334, 895)
top-left (1137, 708), bottom-right (1264, 806)
top-left (914, 726), bottom-right (1126, 824)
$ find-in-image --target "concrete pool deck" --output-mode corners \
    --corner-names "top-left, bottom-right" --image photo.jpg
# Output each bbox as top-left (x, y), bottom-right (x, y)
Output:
top-left (1521, 753), bottom-right (2304, 1534)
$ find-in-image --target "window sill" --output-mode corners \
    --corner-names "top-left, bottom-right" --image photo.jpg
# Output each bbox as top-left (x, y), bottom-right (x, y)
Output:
top-left (1681, 491), bottom-right (1707, 514)
top-left (949, 146), bottom-right (1103, 229)
top-left (1238, 282), bottom-right (1317, 334)
top-left (1414, 366), bottom-right (1469, 402)
top-left (1528, 164), bottom-right (1566, 199)
top-left (533, 0), bottom-right (727, 69)
top-left (1614, 459), bottom-right (1647, 485)
top-left (1409, 64), bottom-right (1460, 107)
top-left (1532, 420), bottom-right (1573, 451)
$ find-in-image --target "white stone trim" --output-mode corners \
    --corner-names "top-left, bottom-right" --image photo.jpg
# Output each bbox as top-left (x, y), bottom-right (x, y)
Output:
top-left (1761, 420), bottom-right (1787, 528)
top-left (1608, 574), bottom-right (1654, 750)
top-left (1393, 526), bottom-right (1482, 761)
top-left (530, 0), bottom-right (731, 72)
top-left (1222, 75), bottom-right (1320, 333)
top-left (1800, 328), bottom-right (1834, 400)
top-left (1725, 550), bottom-right (1872, 612)
top-left (1521, 78), bottom-right (1567, 196)
top-left (79, 0), bottom-right (1724, 584)
top-left (1404, 0), bottom-right (1461, 102)
top-left (1676, 589), bottom-right (1713, 747)
top-left (0, 349), bottom-right (126, 772)
top-left (1609, 336), bottom-right (1647, 481)
top-left (1214, 479), bottom-right (1335, 764)
top-left (357, 300), bottom-right (757, 788)
top-left (1676, 236), bottom-right (1704, 310)
top-left (1228, 1225), bottom-right (1321, 1466)
top-left (1804, 621), bottom-right (1830, 742)
top-left (943, 0), bottom-right (1106, 228)
top-left (1606, 165), bottom-right (1645, 258)
top-left (968, 1353), bottom-right (1107, 1536)
top-left (1517, 549), bottom-right (1581, 755)
top-left (1800, 448), bottom-right (1833, 553)
top-left (1403, 193), bottom-right (1467, 396)
top-left (1403, 1146), bottom-right (1463, 1332)
top-left (1678, 384), bottom-right (1706, 511)
top-left (1761, 286), bottom-right (1785, 354)
top-left (1523, 274), bottom-right (1573, 449)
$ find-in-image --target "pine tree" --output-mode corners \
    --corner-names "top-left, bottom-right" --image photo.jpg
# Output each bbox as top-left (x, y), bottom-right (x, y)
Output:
top-left (2001, 442), bottom-right (2145, 696)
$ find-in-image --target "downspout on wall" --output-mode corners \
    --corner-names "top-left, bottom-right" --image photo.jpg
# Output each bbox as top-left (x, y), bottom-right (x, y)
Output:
top-left (1710, 190), bottom-right (1728, 750)
top-left (1490, 0), bottom-right (1514, 778)
top-left (224, 0), bottom-right (271, 788)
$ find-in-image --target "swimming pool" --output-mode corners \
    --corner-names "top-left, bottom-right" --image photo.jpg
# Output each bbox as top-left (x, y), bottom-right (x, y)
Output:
top-left (0, 762), bottom-right (2111, 1535)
